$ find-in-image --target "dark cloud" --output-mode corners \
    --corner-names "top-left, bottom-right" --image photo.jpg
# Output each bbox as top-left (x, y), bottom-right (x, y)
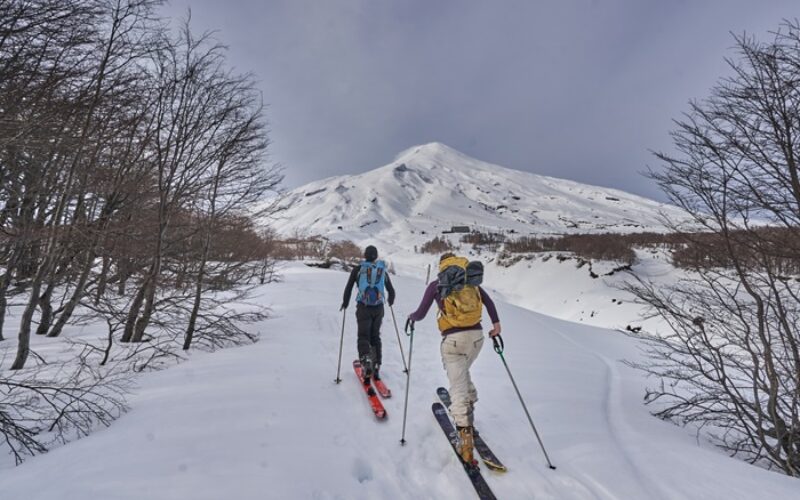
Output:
top-left (160, 0), bottom-right (799, 200)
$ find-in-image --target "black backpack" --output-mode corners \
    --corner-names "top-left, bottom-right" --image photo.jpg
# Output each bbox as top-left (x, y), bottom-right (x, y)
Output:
top-left (437, 259), bottom-right (483, 299)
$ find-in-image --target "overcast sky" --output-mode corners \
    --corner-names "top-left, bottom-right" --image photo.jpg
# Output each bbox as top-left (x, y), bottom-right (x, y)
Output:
top-left (160, 0), bottom-right (798, 201)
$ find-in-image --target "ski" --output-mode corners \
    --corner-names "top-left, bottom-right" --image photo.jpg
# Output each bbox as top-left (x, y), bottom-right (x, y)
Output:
top-left (437, 387), bottom-right (507, 472)
top-left (432, 403), bottom-right (497, 500)
top-left (373, 376), bottom-right (391, 398)
top-left (353, 360), bottom-right (386, 419)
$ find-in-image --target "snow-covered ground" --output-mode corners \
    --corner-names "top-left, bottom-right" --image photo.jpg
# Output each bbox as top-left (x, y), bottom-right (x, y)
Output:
top-left (2, 263), bottom-right (796, 499)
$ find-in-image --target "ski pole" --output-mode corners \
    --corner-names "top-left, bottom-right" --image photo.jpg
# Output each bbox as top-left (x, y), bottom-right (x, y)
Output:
top-left (389, 305), bottom-right (409, 373)
top-left (334, 308), bottom-right (346, 384)
top-left (400, 318), bottom-right (415, 445)
top-left (493, 335), bottom-right (557, 470)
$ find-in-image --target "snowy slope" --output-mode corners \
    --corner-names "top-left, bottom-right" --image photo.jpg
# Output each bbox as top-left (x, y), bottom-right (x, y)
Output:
top-left (1, 264), bottom-right (796, 500)
top-left (271, 142), bottom-right (692, 334)
top-left (272, 142), bottom-right (689, 240)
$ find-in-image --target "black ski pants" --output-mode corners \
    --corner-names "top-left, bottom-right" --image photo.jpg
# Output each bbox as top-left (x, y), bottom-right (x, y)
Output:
top-left (356, 303), bottom-right (384, 366)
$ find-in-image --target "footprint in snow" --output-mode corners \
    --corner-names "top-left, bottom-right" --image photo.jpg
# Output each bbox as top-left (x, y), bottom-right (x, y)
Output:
top-left (351, 457), bottom-right (374, 483)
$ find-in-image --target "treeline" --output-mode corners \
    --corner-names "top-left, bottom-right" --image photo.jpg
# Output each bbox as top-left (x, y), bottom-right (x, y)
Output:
top-left (1, 1), bottom-right (280, 463)
top-left (418, 236), bottom-right (455, 254)
top-left (272, 237), bottom-right (362, 264)
top-left (504, 233), bottom-right (645, 265)
top-left (671, 227), bottom-right (800, 275)
top-left (419, 229), bottom-right (800, 274)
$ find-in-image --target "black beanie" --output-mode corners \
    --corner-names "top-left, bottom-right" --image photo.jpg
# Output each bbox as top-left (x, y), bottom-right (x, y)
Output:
top-left (364, 245), bottom-right (378, 262)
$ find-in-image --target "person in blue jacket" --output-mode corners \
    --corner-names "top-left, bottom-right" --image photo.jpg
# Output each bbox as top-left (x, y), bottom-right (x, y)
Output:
top-left (341, 245), bottom-right (395, 383)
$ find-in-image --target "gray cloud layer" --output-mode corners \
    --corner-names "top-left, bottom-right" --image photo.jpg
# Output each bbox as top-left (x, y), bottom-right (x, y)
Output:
top-left (161, 0), bottom-right (799, 200)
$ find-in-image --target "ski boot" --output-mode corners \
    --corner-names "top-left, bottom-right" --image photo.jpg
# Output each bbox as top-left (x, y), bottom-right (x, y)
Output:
top-left (457, 425), bottom-right (475, 464)
top-left (360, 354), bottom-right (373, 385)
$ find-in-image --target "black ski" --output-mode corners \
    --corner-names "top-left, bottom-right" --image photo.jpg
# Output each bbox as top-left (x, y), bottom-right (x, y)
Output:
top-left (432, 402), bottom-right (497, 500)
top-left (437, 387), bottom-right (507, 472)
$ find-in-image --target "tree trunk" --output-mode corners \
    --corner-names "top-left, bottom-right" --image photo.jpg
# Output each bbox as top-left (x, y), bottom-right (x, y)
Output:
top-left (47, 248), bottom-right (95, 337)
top-left (35, 282), bottom-right (55, 336)
top-left (117, 258), bottom-right (130, 295)
top-left (95, 254), bottom-right (111, 305)
top-left (131, 270), bottom-right (158, 343)
top-left (0, 293), bottom-right (6, 342)
top-left (183, 240), bottom-right (209, 350)
top-left (10, 278), bottom-right (43, 370)
top-left (121, 279), bottom-right (147, 343)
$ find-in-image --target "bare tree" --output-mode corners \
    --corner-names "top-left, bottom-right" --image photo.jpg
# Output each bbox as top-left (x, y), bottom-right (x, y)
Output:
top-left (0, 0), bottom-right (284, 468)
top-left (629, 21), bottom-right (800, 476)
top-left (6, 0), bottom-right (161, 370)
top-left (0, 0), bottom-right (102, 345)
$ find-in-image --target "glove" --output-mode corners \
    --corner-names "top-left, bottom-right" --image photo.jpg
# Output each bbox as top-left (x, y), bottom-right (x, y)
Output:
top-left (340, 303), bottom-right (347, 311)
top-left (388, 298), bottom-right (394, 307)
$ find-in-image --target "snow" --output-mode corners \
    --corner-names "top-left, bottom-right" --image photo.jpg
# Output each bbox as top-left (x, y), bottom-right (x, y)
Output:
top-left (2, 263), bottom-right (797, 499)
top-left (271, 142), bottom-right (691, 239)
top-left (269, 142), bottom-right (691, 334)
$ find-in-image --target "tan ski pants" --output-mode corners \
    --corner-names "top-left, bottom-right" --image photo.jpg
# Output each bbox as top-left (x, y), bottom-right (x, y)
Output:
top-left (441, 328), bottom-right (484, 427)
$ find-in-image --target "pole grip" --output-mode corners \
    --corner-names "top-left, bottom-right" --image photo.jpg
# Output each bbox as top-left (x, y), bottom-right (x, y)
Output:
top-left (405, 318), bottom-right (415, 336)
top-left (492, 334), bottom-right (504, 354)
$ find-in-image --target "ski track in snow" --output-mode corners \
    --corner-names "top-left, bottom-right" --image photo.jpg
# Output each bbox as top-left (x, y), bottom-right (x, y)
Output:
top-left (531, 314), bottom-right (663, 500)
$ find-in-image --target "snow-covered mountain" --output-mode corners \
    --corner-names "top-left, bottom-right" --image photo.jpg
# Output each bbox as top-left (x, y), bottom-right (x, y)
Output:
top-left (271, 142), bottom-right (693, 335)
top-left (273, 142), bottom-right (688, 241)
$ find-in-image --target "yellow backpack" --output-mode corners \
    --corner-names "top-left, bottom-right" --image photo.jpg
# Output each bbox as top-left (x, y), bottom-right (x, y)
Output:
top-left (436, 256), bottom-right (483, 331)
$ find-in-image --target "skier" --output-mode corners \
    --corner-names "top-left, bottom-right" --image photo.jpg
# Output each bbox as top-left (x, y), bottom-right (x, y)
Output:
top-left (341, 245), bottom-right (395, 384)
top-left (407, 252), bottom-right (501, 463)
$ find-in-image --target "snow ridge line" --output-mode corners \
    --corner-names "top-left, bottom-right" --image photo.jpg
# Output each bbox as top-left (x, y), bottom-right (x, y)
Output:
top-left (528, 315), bottom-right (667, 500)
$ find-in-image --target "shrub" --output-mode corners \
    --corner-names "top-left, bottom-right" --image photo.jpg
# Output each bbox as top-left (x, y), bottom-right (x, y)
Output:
top-left (327, 240), bottom-right (362, 264)
top-left (419, 236), bottom-right (454, 254)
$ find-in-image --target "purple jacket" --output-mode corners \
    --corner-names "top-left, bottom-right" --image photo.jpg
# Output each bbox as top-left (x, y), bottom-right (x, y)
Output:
top-left (408, 280), bottom-right (500, 335)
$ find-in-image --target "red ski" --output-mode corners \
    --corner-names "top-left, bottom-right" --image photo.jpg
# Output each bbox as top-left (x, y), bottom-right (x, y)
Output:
top-left (373, 377), bottom-right (391, 398)
top-left (353, 360), bottom-right (386, 419)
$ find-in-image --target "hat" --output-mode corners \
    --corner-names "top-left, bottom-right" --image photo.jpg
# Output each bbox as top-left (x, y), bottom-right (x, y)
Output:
top-left (364, 245), bottom-right (378, 262)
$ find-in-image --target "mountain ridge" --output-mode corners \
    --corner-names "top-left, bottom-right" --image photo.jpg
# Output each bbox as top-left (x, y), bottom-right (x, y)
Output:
top-left (273, 142), bottom-right (688, 240)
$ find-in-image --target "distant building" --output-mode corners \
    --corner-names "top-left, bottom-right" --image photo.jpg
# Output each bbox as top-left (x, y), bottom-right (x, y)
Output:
top-left (445, 225), bottom-right (470, 234)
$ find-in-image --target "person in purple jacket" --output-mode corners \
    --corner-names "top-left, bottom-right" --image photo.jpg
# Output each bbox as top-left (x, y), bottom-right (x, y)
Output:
top-left (407, 252), bottom-right (501, 463)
